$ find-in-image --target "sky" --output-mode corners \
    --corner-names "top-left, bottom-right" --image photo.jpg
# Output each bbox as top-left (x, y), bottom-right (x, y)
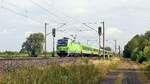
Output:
top-left (0, 0), bottom-right (150, 52)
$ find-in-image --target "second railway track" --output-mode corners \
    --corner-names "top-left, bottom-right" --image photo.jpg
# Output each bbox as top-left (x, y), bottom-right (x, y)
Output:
top-left (0, 57), bottom-right (102, 74)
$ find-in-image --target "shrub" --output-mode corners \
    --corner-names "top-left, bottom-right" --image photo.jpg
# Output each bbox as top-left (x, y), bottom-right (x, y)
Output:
top-left (131, 48), bottom-right (139, 61)
top-left (144, 46), bottom-right (150, 59)
top-left (131, 48), bottom-right (146, 62)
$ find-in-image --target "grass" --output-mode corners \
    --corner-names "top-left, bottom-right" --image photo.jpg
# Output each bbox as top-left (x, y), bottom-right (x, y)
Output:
top-left (145, 63), bottom-right (150, 78)
top-left (136, 61), bottom-right (150, 84)
top-left (137, 61), bottom-right (150, 78)
top-left (0, 52), bottom-right (53, 59)
top-left (0, 54), bottom-right (53, 59)
top-left (114, 73), bottom-right (124, 84)
top-left (0, 58), bottom-right (120, 84)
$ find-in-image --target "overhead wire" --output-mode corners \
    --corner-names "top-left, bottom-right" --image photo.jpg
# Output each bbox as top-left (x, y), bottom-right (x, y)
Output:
top-left (4, 1), bottom-right (60, 24)
top-left (0, 0), bottom-right (69, 31)
top-left (38, 0), bottom-right (89, 31)
top-left (82, 23), bottom-right (97, 32)
top-left (46, 23), bottom-right (66, 36)
top-left (42, 5), bottom-right (101, 46)
top-left (31, 0), bottom-right (96, 32)
top-left (0, 0), bottom-right (44, 25)
top-left (1, 0), bottom-right (98, 38)
top-left (1, 6), bottom-right (43, 25)
top-left (30, 0), bottom-right (68, 23)
top-left (41, 0), bottom-right (77, 23)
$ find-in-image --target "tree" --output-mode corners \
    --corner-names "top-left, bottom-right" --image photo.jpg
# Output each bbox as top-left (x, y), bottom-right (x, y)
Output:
top-left (131, 48), bottom-right (144, 61)
top-left (123, 31), bottom-right (150, 62)
top-left (145, 31), bottom-right (150, 41)
top-left (123, 45), bottom-right (132, 58)
top-left (144, 46), bottom-right (150, 59)
top-left (21, 33), bottom-right (44, 57)
top-left (123, 34), bottom-right (143, 58)
top-left (131, 48), bottom-right (139, 61)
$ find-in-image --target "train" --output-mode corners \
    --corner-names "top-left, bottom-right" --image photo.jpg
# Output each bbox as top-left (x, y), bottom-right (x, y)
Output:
top-left (56, 37), bottom-right (112, 57)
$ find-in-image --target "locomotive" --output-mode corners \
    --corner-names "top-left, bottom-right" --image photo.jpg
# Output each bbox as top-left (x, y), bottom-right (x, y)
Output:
top-left (56, 37), bottom-right (112, 57)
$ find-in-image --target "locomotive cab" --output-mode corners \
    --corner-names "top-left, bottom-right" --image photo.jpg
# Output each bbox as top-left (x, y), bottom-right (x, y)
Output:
top-left (57, 37), bottom-right (69, 57)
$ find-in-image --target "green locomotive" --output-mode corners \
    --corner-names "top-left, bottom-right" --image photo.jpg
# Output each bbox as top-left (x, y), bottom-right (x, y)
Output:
top-left (56, 37), bottom-right (112, 57)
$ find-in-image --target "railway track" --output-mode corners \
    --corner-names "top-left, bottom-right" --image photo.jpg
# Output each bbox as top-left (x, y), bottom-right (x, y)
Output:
top-left (0, 57), bottom-right (102, 74)
top-left (0, 57), bottom-right (73, 74)
top-left (0, 56), bottom-right (104, 60)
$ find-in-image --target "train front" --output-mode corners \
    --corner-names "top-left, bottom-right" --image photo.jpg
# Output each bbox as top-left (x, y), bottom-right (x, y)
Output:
top-left (56, 37), bottom-right (69, 57)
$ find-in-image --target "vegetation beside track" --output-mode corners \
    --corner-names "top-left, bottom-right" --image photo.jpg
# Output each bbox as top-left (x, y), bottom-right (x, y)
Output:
top-left (133, 61), bottom-right (150, 84)
top-left (0, 51), bottom-right (53, 58)
top-left (142, 61), bottom-right (150, 79)
top-left (123, 31), bottom-right (150, 63)
top-left (0, 58), bottom-right (121, 84)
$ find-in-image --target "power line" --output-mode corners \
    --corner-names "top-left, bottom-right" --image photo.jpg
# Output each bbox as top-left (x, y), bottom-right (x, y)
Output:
top-left (46, 23), bottom-right (66, 36)
top-left (1, 6), bottom-right (43, 24)
top-left (30, 0), bottom-right (67, 23)
top-left (32, 0), bottom-right (84, 25)
top-left (3, 1), bottom-right (59, 24)
top-left (55, 23), bottom-right (66, 30)
top-left (41, 0), bottom-right (75, 22)
top-left (82, 23), bottom-right (97, 32)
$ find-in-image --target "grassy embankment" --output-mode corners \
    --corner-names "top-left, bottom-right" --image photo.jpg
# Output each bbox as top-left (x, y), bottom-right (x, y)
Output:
top-left (143, 61), bottom-right (150, 78)
top-left (136, 61), bottom-right (150, 84)
top-left (0, 51), bottom-right (52, 58)
top-left (0, 58), bottom-right (121, 84)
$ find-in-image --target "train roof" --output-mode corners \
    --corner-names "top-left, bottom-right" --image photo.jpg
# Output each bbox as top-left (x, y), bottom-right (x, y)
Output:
top-left (58, 37), bottom-right (111, 52)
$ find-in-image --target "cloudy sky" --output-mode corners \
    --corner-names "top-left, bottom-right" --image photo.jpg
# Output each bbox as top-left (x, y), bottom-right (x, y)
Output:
top-left (0, 0), bottom-right (150, 52)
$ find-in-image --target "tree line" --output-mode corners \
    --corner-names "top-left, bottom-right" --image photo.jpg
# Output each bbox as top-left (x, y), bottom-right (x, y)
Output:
top-left (123, 31), bottom-right (150, 62)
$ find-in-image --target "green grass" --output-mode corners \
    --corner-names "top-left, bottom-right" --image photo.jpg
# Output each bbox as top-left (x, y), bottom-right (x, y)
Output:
top-left (0, 51), bottom-right (53, 58)
top-left (145, 63), bottom-right (150, 78)
top-left (0, 53), bottom-right (52, 59)
top-left (0, 58), bottom-right (120, 84)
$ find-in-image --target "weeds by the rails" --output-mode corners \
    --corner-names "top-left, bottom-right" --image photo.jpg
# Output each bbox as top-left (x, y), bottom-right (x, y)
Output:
top-left (133, 61), bottom-right (150, 84)
top-left (0, 58), bottom-right (121, 84)
top-left (114, 73), bottom-right (124, 84)
top-left (145, 63), bottom-right (150, 78)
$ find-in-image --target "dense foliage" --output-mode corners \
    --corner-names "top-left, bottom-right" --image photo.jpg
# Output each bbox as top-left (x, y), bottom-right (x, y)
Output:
top-left (123, 31), bottom-right (150, 61)
top-left (21, 33), bottom-right (44, 57)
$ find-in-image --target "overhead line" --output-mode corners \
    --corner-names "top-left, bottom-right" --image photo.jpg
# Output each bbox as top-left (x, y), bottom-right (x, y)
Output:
top-left (31, 0), bottom-right (87, 26)
top-left (82, 23), bottom-right (97, 32)
top-left (41, 0), bottom-right (75, 22)
top-left (36, 0), bottom-right (85, 25)
top-left (30, 0), bottom-right (67, 23)
top-left (1, 6), bottom-right (43, 24)
top-left (46, 23), bottom-right (66, 36)
top-left (4, 1), bottom-right (62, 24)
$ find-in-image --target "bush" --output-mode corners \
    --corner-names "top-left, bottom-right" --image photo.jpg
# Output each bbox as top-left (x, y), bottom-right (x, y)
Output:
top-left (144, 46), bottom-right (150, 59)
top-left (131, 48), bottom-right (146, 62)
top-left (131, 48), bottom-right (139, 61)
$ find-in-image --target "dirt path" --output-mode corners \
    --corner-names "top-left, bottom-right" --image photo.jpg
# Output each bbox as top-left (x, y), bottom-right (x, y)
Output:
top-left (101, 60), bottom-right (141, 84)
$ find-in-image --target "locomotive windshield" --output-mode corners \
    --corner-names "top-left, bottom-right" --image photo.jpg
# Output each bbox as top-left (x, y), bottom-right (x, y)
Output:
top-left (57, 39), bottom-right (68, 46)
